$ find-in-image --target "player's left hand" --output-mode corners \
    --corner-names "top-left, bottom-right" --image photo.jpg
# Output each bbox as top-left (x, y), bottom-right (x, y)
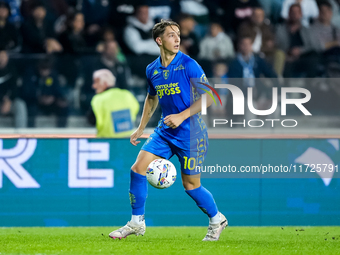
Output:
top-left (164, 113), bottom-right (185, 129)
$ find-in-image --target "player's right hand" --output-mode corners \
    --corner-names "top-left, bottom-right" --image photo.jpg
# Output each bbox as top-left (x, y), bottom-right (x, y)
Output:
top-left (130, 128), bottom-right (144, 146)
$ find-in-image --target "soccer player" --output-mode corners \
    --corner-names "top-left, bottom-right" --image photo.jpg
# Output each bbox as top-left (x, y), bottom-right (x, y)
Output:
top-left (109, 19), bottom-right (227, 241)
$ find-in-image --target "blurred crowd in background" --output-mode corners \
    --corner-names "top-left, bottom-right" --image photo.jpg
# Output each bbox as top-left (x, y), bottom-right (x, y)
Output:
top-left (0, 0), bottom-right (340, 128)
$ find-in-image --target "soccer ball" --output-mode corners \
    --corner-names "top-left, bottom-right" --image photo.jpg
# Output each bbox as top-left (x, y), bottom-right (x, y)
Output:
top-left (146, 159), bottom-right (177, 189)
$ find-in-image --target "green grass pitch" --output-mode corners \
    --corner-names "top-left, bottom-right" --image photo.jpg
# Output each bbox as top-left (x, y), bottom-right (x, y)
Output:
top-left (1, 226), bottom-right (339, 255)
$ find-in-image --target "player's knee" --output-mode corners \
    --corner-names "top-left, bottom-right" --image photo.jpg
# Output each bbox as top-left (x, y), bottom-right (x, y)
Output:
top-left (131, 162), bottom-right (139, 173)
top-left (182, 179), bottom-right (200, 190)
top-left (131, 162), bottom-right (147, 174)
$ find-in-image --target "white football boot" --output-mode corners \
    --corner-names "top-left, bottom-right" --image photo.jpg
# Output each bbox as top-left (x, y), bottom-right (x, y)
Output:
top-left (109, 221), bottom-right (146, 240)
top-left (202, 213), bottom-right (228, 241)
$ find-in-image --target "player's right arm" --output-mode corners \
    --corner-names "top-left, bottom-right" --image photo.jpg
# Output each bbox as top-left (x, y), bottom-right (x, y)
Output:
top-left (130, 93), bottom-right (158, 146)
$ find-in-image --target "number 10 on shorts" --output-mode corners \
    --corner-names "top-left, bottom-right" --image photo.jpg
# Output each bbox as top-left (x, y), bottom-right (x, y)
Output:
top-left (183, 156), bottom-right (196, 170)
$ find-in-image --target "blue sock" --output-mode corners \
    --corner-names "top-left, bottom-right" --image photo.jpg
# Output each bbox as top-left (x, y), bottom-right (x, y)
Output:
top-left (185, 185), bottom-right (218, 218)
top-left (129, 170), bottom-right (147, 215)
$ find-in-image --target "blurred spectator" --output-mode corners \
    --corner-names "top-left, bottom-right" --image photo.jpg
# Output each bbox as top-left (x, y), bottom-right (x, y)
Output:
top-left (281, 0), bottom-right (319, 26)
top-left (108, 0), bottom-right (137, 30)
top-left (0, 51), bottom-right (27, 128)
top-left (219, 0), bottom-right (262, 35)
top-left (4, 0), bottom-right (22, 25)
top-left (208, 60), bottom-right (229, 121)
top-left (238, 8), bottom-right (274, 54)
top-left (21, 2), bottom-right (62, 53)
top-left (0, 1), bottom-right (19, 51)
top-left (310, 1), bottom-right (340, 64)
top-left (80, 40), bottom-right (131, 112)
top-left (148, 0), bottom-right (180, 22)
top-left (73, 0), bottom-right (111, 47)
top-left (123, 5), bottom-right (159, 56)
top-left (96, 27), bottom-right (127, 63)
top-left (276, 4), bottom-right (320, 77)
top-left (21, 58), bottom-right (68, 127)
top-left (21, 0), bottom-right (69, 24)
top-left (65, 0), bottom-right (79, 8)
top-left (198, 22), bottom-right (234, 61)
top-left (87, 69), bottom-right (139, 137)
top-left (58, 11), bottom-right (94, 54)
top-left (180, 0), bottom-right (209, 18)
top-left (258, 0), bottom-right (272, 17)
top-left (213, 60), bottom-right (229, 83)
top-left (269, 0), bottom-right (287, 24)
top-left (229, 36), bottom-right (277, 79)
top-left (57, 11), bottom-right (95, 89)
top-left (178, 14), bottom-right (199, 58)
top-left (228, 36), bottom-right (278, 119)
top-left (228, 36), bottom-right (277, 96)
top-left (238, 7), bottom-right (286, 76)
top-left (328, 0), bottom-right (340, 27)
top-left (82, 0), bottom-right (111, 32)
top-left (179, 0), bottom-right (210, 38)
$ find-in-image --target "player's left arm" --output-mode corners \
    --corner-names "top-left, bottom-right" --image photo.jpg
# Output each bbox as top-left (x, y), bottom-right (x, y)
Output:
top-left (163, 94), bottom-right (213, 129)
top-left (164, 59), bottom-right (213, 129)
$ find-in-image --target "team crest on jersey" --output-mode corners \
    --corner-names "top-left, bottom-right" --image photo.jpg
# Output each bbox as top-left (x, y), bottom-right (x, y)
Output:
top-left (174, 64), bottom-right (185, 71)
top-left (163, 70), bottom-right (170, 79)
top-left (153, 70), bottom-right (159, 76)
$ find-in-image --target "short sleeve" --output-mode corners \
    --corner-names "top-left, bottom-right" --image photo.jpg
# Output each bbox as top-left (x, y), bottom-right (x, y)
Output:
top-left (146, 67), bottom-right (157, 96)
top-left (186, 59), bottom-right (210, 95)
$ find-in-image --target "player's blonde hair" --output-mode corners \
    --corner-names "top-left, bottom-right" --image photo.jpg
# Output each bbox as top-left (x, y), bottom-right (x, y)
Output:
top-left (93, 69), bottom-right (116, 87)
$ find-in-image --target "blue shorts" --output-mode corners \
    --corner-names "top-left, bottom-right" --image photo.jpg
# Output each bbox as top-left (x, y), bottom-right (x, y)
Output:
top-left (141, 131), bottom-right (208, 175)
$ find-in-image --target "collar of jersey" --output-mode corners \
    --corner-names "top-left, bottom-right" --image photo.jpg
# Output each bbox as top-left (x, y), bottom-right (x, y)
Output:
top-left (156, 51), bottom-right (182, 69)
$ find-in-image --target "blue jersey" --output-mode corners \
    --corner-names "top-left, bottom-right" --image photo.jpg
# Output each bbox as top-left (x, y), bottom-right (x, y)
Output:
top-left (146, 51), bottom-right (208, 144)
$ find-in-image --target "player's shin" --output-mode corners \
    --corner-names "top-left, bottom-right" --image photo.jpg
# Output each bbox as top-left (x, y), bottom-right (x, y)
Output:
top-left (185, 185), bottom-right (219, 222)
top-left (129, 170), bottom-right (147, 224)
